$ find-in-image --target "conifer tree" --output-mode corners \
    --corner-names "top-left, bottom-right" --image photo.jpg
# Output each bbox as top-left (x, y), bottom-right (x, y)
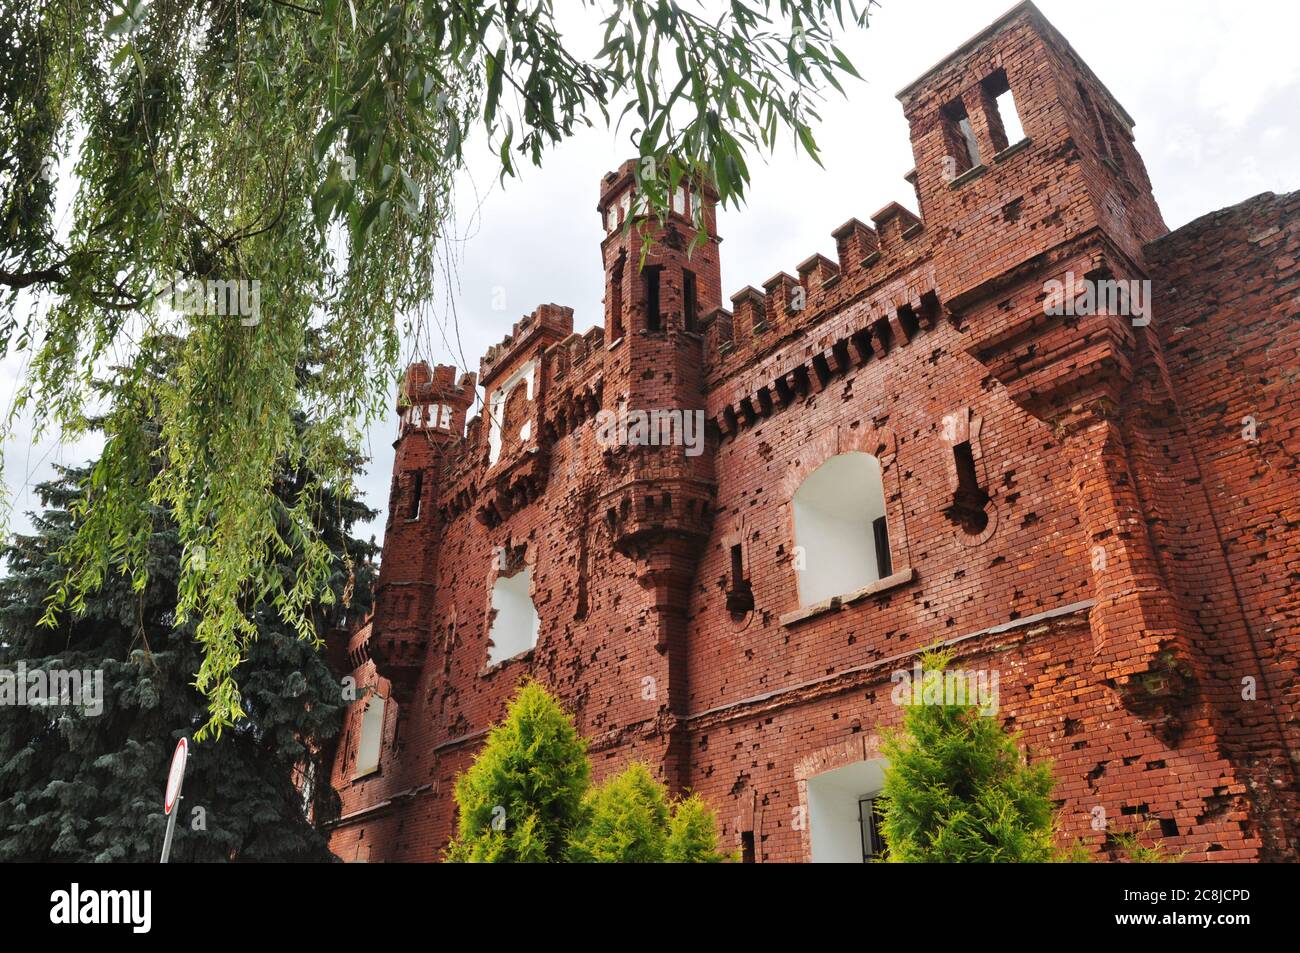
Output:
top-left (4, 0), bottom-right (873, 736)
top-left (0, 359), bottom-right (377, 861)
top-left (567, 762), bottom-right (670, 863)
top-left (447, 684), bottom-right (729, 863)
top-left (664, 794), bottom-right (730, 864)
top-left (877, 651), bottom-right (1058, 863)
top-left (567, 762), bottom-right (731, 863)
top-left (445, 682), bottom-right (590, 863)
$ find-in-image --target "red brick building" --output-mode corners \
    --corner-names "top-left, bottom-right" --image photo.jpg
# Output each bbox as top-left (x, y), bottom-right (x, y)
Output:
top-left (325, 2), bottom-right (1299, 862)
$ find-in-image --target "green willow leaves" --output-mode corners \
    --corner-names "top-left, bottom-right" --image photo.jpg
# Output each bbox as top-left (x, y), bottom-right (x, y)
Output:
top-left (0, 0), bottom-right (871, 734)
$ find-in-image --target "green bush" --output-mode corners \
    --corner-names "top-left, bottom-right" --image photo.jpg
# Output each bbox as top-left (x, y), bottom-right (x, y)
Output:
top-left (566, 762), bottom-right (732, 863)
top-left (665, 795), bottom-right (731, 863)
top-left (447, 685), bottom-right (728, 862)
top-left (444, 682), bottom-right (590, 862)
top-left (877, 650), bottom-right (1058, 862)
top-left (567, 762), bottom-right (670, 862)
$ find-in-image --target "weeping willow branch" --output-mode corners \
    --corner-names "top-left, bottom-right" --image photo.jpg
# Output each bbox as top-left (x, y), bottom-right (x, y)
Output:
top-left (2, 0), bottom-right (872, 734)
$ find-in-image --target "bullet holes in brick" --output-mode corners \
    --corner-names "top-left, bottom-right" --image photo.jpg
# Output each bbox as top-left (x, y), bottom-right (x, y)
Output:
top-left (574, 514), bottom-right (591, 622)
top-left (1076, 80), bottom-right (1128, 174)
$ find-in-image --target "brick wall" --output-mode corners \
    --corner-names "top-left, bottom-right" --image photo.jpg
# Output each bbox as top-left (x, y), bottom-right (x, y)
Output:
top-left (324, 1), bottom-right (1298, 862)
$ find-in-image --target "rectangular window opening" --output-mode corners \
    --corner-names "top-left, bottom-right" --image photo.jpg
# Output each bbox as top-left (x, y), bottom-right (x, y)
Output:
top-left (941, 98), bottom-right (980, 174)
top-left (407, 470), bottom-right (423, 520)
top-left (947, 441), bottom-right (990, 535)
top-left (644, 266), bottom-right (662, 332)
top-left (609, 256), bottom-right (625, 341)
top-left (859, 796), bottom-right (887, 861)
top-left (487, 549), bottom-right (539, 667)
top-left (741, 830), bottom-right (756, 864)
top-left (355, 693), bottom-right (386, 778)
top-left (982, 69), bottom-right (1025, 152)
top-left (954, 441), bottom-right (986, 500)
top-left (726, 542), bottom-right (754, 615)
top-left (683, 268), bottom-right (698, 332)
top-left (872, 515), bottom-right (892, 579)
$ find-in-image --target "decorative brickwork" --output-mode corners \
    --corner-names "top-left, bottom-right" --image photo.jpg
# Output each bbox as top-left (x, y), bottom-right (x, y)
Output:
top-left (324, 1), bottom-right (1298, 862)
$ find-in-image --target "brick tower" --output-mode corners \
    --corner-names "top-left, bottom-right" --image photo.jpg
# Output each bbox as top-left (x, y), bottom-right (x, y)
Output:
top-left (900, 3), bottom-right (1296, 850)
top-left (593, 162), bottom-right (722, 788)
top-left (368, 362), bottom-right (476, 704)
top-left (899, 7), bottom-right (1207, 714)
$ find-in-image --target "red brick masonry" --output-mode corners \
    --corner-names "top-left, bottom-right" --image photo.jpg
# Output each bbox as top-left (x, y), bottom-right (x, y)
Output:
top-left (325, 1), bottom-right (1299, 862)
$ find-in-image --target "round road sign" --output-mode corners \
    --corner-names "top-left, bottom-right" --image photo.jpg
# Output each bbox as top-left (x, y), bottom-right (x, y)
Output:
top-left (164, 737), bottom-right (189, 815)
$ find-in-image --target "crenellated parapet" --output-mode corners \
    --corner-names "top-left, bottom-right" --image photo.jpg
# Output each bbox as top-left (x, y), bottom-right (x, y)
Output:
top-left (397, 361), bottom-right (477, 438)
top-left (478, 303), bottom-right (575, 386)
top-left (708, 262), bottom-right (943, 439)
top-left (539, 327), bottom-right (605, 446)
top-left (703, 193), bottom-right (931, 385)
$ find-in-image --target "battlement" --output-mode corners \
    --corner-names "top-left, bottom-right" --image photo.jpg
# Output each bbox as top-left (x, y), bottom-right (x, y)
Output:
top-left (479, 303), bottom-right (575, 388)
top-left (402, 361), bottom-right (477, 406)
top-left (596, 157), bottom-right (721, 231)
top-left (704, 187), bottom-right (932, 382)
top-left (896, 2), bottom-right (1133, 128)
top-left (597, 159), bottom-right (639, 218)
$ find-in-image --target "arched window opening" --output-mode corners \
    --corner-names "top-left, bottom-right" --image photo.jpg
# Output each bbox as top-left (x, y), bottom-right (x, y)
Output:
top-left (792, 452), bottom-right (891, 606)
top-left (807, 758), bottom-right (890, 863)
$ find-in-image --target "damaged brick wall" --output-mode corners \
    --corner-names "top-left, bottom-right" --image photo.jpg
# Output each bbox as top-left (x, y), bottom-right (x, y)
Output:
top-left (1142, 190), bottom-right (1300, 859)
top-left (324, 1), bottom-right (1298, 862)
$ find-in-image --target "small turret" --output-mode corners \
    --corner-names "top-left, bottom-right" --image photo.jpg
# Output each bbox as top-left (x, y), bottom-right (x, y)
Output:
top-left (369, 362), bottom-right (475, 704)
top-left (593, 161), bottom-right (723, 789)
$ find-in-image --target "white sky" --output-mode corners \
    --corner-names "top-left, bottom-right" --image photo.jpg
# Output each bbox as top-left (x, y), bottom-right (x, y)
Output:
top-left (3, 0), bottom-right (1297, 553)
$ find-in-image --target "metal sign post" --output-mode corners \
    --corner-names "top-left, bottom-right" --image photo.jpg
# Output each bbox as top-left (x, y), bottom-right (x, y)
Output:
top-left (160, 737), bottom-right (189, 864)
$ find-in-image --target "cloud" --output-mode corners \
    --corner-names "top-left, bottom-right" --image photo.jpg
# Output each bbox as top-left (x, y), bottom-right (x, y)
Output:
top-left (3, 0), bottom-right (1297, 557)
